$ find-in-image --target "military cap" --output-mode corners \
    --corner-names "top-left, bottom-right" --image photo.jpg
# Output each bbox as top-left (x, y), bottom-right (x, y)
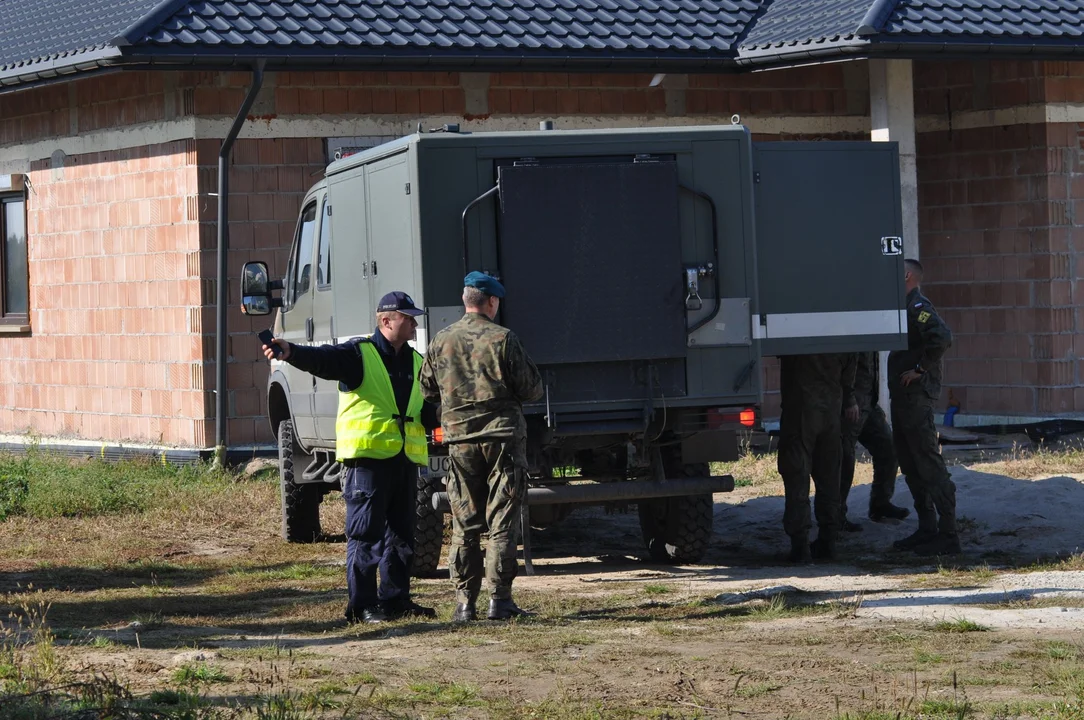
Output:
top-left (464, 271), bottom-right (505, 298)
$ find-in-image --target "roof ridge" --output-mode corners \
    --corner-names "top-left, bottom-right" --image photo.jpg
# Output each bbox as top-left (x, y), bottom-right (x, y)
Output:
top-left (111, 0), bottom-right (188, 47)
top-left (856, 0), bottom-right (900, 37)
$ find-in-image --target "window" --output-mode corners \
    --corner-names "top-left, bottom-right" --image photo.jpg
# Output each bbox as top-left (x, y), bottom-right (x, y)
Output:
top-left (0, 183), bottom-right (27, 325)
top-left (284, 202), bottom-right (317, 311)
top-left (317, 198), bottom-right (332, 289)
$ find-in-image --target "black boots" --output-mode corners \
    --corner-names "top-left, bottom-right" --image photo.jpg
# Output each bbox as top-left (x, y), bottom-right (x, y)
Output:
top-left (810, 533), bottom-right (837, 561)
top-left (488, 598), bottom-right (532, 620)
top-left (893, 509), bottom-right (938, 551)
top-left (452, 603), bottom-right (477, 622)
top-left (913, 513), bottom-right (961, 556)
top-left (789, 534), bottom-right (812, 563)
top-left (869, 503), bottom-right (911, 522)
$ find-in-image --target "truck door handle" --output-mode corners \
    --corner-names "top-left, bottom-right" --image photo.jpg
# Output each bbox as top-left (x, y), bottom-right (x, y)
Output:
top-left (371, 261), bottom-right (378, 276)
top-left (306, 317), bottom-right (314, 342)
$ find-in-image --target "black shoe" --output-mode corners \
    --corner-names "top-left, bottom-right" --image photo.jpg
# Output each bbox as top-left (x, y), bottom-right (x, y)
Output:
top-left (788, 537), bottom-right (812, 564)
top-left (842, 519), bottom-right (863, 533)
top-left (912, 533), bottom-right (962, 557)
top-left (360, 607), bottom-right (387, 624)
top-left (810, 535), bottom-right (837, 561)
top-left (383, 600), bottom-right (437, 620)
top-left (892, 528), bottom-right (937, 551)
top-left (487, 598), bottom-right (532, 620)
top-left (452, 603), bottom-right (477, 623)
top-left (869, 504), bottom-right (911, 522)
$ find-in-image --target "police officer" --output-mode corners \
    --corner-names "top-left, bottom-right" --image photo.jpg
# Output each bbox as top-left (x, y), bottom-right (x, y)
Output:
top-left (839, 351), bottom-right (910, 531)
top-left (888, 259), bottom-right (958, 556)
top-left (263, 291), bottom-right (439, 623)
top-left (420, 272), bottom-right (543, 622)
top-left (777, 352), bottom-right (858, 563)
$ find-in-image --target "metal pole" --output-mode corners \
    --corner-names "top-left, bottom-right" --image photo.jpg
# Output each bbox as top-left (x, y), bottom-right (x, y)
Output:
top-left (214, 60), bottom-right (266, 468)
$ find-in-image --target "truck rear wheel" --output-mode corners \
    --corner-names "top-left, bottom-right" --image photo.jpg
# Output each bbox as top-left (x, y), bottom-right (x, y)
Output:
top-left (638, 461), bottom-right (715, 563)
top-left (412, 471), bottom-right (445, 577)
top-left (279, 419), bottom-right (323, 543)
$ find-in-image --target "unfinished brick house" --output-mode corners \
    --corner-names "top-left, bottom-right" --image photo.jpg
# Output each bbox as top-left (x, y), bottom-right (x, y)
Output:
top-left (0, 0), bottom-right (1081, 453)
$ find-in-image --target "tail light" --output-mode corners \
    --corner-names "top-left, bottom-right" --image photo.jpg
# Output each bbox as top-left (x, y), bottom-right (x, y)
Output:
top-left (432, 427), bottom-right (444, 444)
top-left (708, 407), bottom-right (758, 428)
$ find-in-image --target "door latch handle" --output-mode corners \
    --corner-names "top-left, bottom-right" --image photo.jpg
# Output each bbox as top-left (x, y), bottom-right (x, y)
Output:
top-left (306, 317), bottom-right (314, 342)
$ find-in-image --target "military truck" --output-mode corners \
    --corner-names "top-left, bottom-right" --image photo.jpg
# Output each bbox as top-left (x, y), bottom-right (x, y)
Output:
top-left (240, 123), bottom-right (907, 574)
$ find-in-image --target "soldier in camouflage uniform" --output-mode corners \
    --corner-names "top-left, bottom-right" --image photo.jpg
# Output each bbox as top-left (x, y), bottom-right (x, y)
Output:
top-left (778, 352), bottom-right (857, 563)
top-left (888, 259), bottom-right (959, 556)
top-left (420, 271), bottom-right (543, 622)
top-left (839, 351), bottom-right (910, 531)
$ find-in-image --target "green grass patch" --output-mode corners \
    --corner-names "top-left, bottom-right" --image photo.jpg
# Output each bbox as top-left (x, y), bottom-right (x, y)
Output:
top-left (643, 584), bottom-right (674, 596)
top-left (933, 619), bottom-right (989, 633)
top-left (1049, 642), bottom-right (1080, 661)
top-left (0, 450), bottom-right (245, 519)
top-left (171, 663), bottom-right (229, 686)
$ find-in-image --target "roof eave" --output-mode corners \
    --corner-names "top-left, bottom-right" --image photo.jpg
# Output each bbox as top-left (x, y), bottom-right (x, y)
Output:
top-left (0, 46), bottom-right (125, 89)
top-left (737, 36), bottom-right (1084, 69)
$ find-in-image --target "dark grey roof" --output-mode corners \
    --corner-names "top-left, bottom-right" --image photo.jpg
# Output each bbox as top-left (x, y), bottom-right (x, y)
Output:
top-left (0, 0), bottom-right (163, 73)
top-left (883, 0), bottom-right (1084, 40)
top-left (1, 0), bottom-right (1084, 88)
top-left (739, 0), bottom-right (873, 50)
top-left (141, 0), bottom-right (765, 57)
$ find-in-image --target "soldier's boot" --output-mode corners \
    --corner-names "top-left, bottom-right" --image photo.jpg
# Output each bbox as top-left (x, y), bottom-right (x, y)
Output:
top-left (452, 603), bottom-right (477, 623)
top-left (869, 503), bottom-right (911, 522)
top-left (488, 597), bottom-right (533, 621)
top-left (892, 510), bottom-right (938, 551)
top-left (913, 513), bottom-right (962, 557)
top-left (810, 532), bottom-right (837, 561)
top-left (788, 533), bottom-right (812, 564)
top-left (842, 518), bottom-right (863, 533)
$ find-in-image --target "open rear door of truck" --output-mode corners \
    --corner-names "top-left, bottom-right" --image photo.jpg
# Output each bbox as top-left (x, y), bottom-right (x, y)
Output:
top-left (752, 141), bottom-right (907, 356)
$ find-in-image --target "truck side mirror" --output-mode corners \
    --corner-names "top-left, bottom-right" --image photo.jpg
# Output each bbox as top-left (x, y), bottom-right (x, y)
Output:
top-left (240, 260), bottom-right (283, 316)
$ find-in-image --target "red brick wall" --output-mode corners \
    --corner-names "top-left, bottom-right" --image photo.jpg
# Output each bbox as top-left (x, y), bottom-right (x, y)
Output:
top-left (916, 60), bottom-right (1084, 416)
top-left (194, 138), bottom-right (326, 446)
top-left (0, 140), bottom-right (205, 444)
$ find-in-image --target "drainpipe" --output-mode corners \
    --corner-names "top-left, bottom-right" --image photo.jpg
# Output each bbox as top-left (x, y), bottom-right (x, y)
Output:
top-left (214, 60), bottom-right (266, 468)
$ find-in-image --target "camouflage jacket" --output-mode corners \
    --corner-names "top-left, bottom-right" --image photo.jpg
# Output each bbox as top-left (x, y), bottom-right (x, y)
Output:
top-left (420, 312), bottom-right (543, 442)
top-left (888, 287), bottom-right (953, 404)
top-left (779, 353), bottom-right (857, 415)
top-left (853, 351), bottom-right (880, 410)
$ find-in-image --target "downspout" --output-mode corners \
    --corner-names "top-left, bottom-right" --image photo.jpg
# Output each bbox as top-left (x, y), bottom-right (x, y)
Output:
top-left (214, 60), bottom-right (266, 468)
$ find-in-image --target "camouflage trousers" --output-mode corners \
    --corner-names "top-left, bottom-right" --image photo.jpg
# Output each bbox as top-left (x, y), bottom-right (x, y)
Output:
top-left (446, 437), bottom-right (527, 605)
top-left (890, 401), bottom-right (957, 533)
top-left (841, 404), bottom-right (899, 514)
top-left (778, 405), bottom-right (842, 538)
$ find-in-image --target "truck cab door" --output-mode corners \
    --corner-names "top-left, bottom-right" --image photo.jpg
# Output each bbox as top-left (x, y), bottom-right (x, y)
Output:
top-left (752, 142), bottom-right (907, 356)
top-left (280, 199), bottom-right (319, 443)
top-left (311, 193), bottom-right (338, 445)
top-left (365, 154), bottom-right (419, 339)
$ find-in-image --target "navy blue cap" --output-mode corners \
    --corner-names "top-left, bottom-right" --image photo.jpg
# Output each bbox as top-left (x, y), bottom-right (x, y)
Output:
top-left (464, 271), bottom-right (505, 298)
top-left (376, 290), bottom-right (424, 316)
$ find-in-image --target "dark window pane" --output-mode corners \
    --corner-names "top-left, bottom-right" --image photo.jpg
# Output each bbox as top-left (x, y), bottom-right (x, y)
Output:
top-left (4, 199), bottom-right (26, 315)
top-left (317, 199), bottom-right (331, 288)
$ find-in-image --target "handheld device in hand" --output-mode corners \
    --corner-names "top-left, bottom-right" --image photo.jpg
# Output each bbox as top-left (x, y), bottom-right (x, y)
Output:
top-left (258, 329), bottom-right (281, 358)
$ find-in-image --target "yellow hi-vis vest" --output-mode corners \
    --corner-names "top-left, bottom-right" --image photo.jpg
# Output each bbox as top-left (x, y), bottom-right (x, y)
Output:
top-left (335, 341), bottom-right (428, 465)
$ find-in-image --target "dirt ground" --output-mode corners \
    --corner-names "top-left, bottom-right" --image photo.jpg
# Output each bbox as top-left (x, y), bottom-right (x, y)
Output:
top-left (3, 449), bottom-right (1084, 719)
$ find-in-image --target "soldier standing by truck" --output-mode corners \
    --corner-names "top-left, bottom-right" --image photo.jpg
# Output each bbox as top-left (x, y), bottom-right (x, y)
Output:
top-left (263, 291), bottom-right (440, 624)
top-left (839, 352), bottom-right (911, 531)
top-left (888, 259), bottom-right (959, 556)
top-left (420, 272), bottom-right (543, 622)
top-left (778, 353), bottom-right (858, 563)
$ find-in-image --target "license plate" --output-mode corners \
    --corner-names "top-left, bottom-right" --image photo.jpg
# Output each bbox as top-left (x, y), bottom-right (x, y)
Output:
top-left (427, 455), bottom-right (452, 478)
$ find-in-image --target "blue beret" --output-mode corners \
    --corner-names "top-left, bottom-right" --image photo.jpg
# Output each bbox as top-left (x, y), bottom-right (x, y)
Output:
top-left (464, 271), bottom-right (505, 298)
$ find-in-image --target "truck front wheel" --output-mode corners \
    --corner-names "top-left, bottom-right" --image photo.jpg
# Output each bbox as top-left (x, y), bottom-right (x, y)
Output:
top-left (412, 471), bottom-right (446, 577)
top-left (279, 419), bottom-right (323, 543)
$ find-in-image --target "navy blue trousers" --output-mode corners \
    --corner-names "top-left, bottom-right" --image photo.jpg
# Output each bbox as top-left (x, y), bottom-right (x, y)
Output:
top-left (342, 457), bottom-right (417, 619)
